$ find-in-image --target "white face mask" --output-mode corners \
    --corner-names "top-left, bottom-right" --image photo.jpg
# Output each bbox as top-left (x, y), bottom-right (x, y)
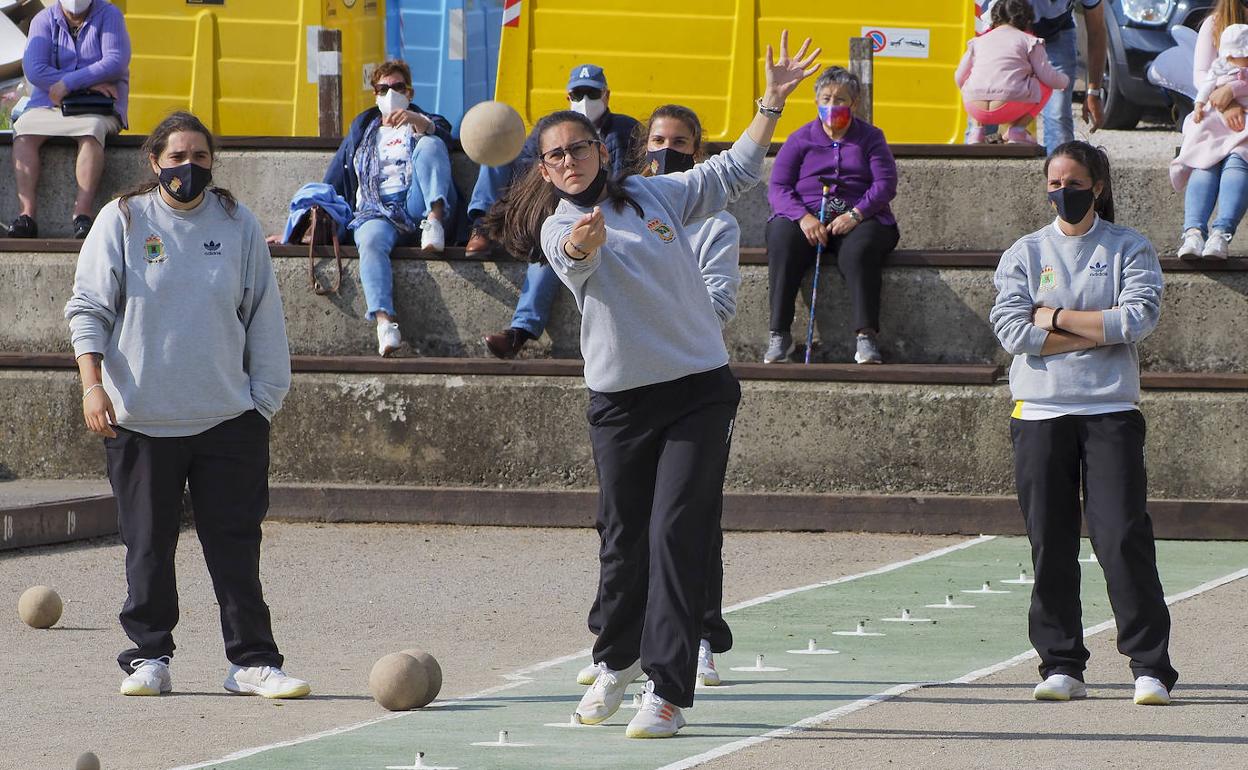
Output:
top-left (376, 89), bottom-right (407, 116)
top-left (570, 96), bottom-right (606, 124)
top-left (60, 0), bottom-right (92, 14)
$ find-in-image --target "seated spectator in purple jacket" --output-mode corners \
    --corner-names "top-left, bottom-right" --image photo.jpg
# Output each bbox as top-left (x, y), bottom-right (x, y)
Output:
top-left (764, 66), bottom-right (899, 365)
top-left (9, 0), bottom-right (130, 240)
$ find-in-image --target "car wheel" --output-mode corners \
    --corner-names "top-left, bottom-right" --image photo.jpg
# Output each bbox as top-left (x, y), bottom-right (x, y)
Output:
top-left (1101, 43), bottom-right (1142, 130)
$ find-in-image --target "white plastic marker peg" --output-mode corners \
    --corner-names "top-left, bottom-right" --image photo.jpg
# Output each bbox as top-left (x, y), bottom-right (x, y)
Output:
top-left (1079, 551), bottom-right (1098, 564)
top-left (385, 750), bottom-right (459, 770)
top-left (833, 620), bottom-right (885, 637)
top-left (962, 581), bottom-right (1010, 594)
top-left (729, 653), bottom-right (788, 672)
top-left (926, 594), bottom-right (975, 609)
top-left (1002, 567), bottom-right (1035, 585)
top-left (880, 608), bottom-right (936, 623)
top-left (470, 730), bottom-right (535, 748)
top-left (622, 692), bottom-right (644, 710)
top-left (787, 638), bottom-right (840, 655)
top-left (543, 713), bottom-right (590, 729)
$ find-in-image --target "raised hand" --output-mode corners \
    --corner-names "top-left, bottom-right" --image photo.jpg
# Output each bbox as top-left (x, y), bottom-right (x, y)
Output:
top-left (764, 30), bottom-right (822, 107)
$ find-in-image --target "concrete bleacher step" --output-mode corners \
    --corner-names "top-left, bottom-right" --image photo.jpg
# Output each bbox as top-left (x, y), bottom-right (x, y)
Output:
top-left (2, 360), bottom-right (1245, 506)
top-left (9, 483), bottom-right (1246, 551)
top-left (0, 479), bottom-right (114, 551)
top-left (4, 241), bottom-right (1245, 372)
top-left (0, 138), bottom-right (1186, 252)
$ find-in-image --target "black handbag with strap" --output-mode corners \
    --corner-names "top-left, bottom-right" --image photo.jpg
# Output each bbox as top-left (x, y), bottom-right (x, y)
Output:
top-left (60, 89), bottom-right (115, 117)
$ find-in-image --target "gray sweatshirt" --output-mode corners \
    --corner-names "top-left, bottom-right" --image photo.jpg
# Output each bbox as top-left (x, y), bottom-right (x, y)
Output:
top-left (990, 217), bottom-right (1163, 407)
top-left (65, 190), bottom-right (291, 437)
top-left (541, 133), bottom-right (766, 392)
top-left (694, 211), bottom-right (741, 327)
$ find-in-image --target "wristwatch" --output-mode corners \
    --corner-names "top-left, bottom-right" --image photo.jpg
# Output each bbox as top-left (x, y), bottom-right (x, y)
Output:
top-left (1086, 87), bottom-right (1105, 99)
top-left (848, 209), bottom-right (863, 223)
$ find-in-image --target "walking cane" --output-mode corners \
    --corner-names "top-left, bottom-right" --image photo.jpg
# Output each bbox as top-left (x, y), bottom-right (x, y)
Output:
top-left (804, 181), bottom-right (832, 364)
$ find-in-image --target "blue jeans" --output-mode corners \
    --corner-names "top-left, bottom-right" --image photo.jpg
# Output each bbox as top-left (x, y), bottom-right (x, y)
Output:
top-left (467, 160), bottom-right (521, 220)
top-left (1183, 153), bottom-right (1248, 236)
top-left (354, 135), bottom-right (457, 320)
top-left (966, 26), bottom-right (1076, 155)
top-left (510, 261), bottom-right (562, 337)
top-left (469, 155), bottom-right (559, 335)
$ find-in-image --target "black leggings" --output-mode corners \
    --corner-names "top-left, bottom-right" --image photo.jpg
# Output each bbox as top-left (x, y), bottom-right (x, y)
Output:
top-left (1011, 410), bottom-right (1176, 690)
top-left (587, 365), bottom-right (740, 707)
top-left (766, 215), bottom-right (899, 334)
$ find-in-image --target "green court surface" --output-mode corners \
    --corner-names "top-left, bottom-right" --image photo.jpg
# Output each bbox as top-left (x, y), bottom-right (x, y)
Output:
top-left (176, 536), bottom-right (1248, 770)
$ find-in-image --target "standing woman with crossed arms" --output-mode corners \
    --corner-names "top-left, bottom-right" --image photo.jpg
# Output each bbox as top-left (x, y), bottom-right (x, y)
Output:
top-left (991, 141), bottom-right (1175, 707)
top-left (486, 31), bottom-right (820, 738)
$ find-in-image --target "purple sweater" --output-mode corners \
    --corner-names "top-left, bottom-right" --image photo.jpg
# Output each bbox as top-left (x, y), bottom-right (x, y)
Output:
top-left (768, 119), bottom-right (897, 226)
top-left (22, 0), bottom-right (131, 127)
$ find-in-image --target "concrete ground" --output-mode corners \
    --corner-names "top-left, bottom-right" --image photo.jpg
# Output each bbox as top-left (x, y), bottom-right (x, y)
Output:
top-left (4, 522), bottom-right (1245, 770)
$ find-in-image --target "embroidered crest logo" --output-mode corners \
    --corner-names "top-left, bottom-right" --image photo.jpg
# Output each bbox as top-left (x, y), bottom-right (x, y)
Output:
top-left (144, 234), bottom-right (167, 264)
top-left (1038, 265), bottom-right (1056, 292)
top-left (167, 176), bottom-right (183, 195)
top-left (203, 240), bottom-right (222, 256)
top-left (646, 218), bottom-right (676, 243)
top-left (1088, 261), bottom-right (1108, 277)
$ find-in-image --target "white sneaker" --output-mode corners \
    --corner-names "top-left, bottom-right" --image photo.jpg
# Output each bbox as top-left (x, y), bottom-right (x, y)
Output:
top-left (696, 639), bottom-right (721, 687)
top-left (575, 659), bottom-right (644, 724)
top-left (1134, 675), bottom-right (1171, 706)
top-left (120, 656), bottom-right (172, 696)
top-left (1033, 673), bottom-right (1087, 701)
top-left (223, 664), bottom-right (311, 699)
top-left (1202, 229), bottom-right (1231, 259)
top-left (576, 661), bottom-right (600, 686)
top-left (377, 321), bottom-right (401, 357)
top-left (625, 681), bottom-right (687, 738)
top-left (420, 218), bottom-right (445, 253)
top-left (1178, 228), bottom-right (1205, 259)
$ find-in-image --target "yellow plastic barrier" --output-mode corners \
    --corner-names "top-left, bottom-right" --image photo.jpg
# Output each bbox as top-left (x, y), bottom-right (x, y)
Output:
top-left (114, 0), bottom-right (385, 136)
top-left (494, 0), bottom-right (977, 143)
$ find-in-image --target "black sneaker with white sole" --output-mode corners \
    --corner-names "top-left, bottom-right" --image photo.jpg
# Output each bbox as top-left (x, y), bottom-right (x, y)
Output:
top-left (8, 214), bottom-right (37, 238)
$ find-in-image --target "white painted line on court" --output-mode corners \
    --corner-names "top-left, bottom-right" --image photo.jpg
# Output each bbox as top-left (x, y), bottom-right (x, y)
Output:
top-left (721, 534), bottom-right (997, 614)
top-left (658, 564), bottom-right (1248, 770)
top-left (170, 534), bottom-right (994, 769)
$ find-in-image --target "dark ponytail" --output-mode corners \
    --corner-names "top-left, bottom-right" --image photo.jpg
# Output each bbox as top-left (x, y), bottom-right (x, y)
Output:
top-left (1045, 140), bottom-right (1115, 223)
top-left (479, 110), bottom-right (642, 262)
top-left (117, 110), bottom-right (237, 225)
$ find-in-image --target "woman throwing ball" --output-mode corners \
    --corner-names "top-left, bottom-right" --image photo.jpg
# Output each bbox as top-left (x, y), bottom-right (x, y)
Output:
top-left (65, 112), bottom-right (310, 700)
top-left (485, 31), bottom-right (819, 737)
top-left (990, 141), bottom-right (1175, 707)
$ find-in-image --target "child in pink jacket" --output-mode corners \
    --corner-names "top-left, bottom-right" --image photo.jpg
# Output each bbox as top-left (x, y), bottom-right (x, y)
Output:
top-left (955, 0), bottom-right (1071, 144)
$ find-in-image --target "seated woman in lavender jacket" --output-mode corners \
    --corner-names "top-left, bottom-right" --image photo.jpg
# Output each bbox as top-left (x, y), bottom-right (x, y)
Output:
top-left (9, 0), bottom-right (130, 240)
top-left (764, 66), bottom-right (899, 364)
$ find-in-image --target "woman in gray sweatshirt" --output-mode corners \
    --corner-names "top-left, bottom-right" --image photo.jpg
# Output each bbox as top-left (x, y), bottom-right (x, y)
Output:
top-left (64, 112), bottom-right (309, 701)
top-left (484, 32), bottom-right (821, 738)
top-left (990, 141), bottom-right (1175, 707)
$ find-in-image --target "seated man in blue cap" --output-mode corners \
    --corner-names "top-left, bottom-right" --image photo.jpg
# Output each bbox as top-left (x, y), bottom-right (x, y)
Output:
top-left (472, 64), bottom-right (642, 359)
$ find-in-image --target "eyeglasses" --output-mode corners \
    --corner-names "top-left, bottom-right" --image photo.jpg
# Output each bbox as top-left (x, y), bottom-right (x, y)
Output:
top-left (539, 139), bottom-right (601, 167)
top-left (570, 88), bottom-right (603, 101)
top-left (374, 82), bottom-right (410, 95)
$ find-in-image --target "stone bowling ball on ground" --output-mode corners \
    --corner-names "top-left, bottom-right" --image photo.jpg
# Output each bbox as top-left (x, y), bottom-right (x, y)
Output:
top-left (18, 585), bottom-right (62, 628)
top-left (369, 651), bottom-right (436, 711)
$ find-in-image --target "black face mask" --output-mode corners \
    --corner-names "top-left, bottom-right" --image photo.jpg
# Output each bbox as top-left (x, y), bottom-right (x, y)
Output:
top-left (159, 162), bottom-right (213, 204)
top-left (1048, 185), bottom-right (1095, 224)
top-left (557, 163), bottom-right (608, 207)
top-left (645, 148), bottom-right (696, 176)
